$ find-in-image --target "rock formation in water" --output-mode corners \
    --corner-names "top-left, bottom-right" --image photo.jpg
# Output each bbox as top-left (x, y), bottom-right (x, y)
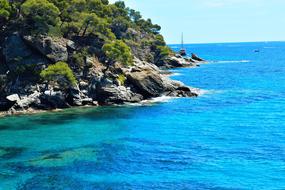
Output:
top-left (0, 0), bottom-right (202, 115)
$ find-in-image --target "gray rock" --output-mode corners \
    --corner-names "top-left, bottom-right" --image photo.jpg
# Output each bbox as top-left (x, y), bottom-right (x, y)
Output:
top-left (17, 91), bottom-right (41, 108)
top-left (126, 70), bottom-right (165, 98)
top-left (175, 54), bottom-right (183, 58)
top-left (164, 56), bottom-right (185, 68)
top-left (166, 86), bottom-right (198, 97)
top-left (3, 33), bottom-right (48, 70)
top-left (6, 94), bottom-right (20, 102)
top-left (191, 53), bottom-right (205, 62)
top-left (23, 35), bottom-right (71, 62)
top-left (79, 81), bottom-right (89, 89)
top-left (96, 84), bottom-right (143, 104)
top-left (40, 91), bottom-right (70, 109)
top-left (81, 98), bottom-right (93, 105)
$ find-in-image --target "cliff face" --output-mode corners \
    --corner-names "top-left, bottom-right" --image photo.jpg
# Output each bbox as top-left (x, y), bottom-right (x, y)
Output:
top-left (0, 0), bottom-right (199, 115)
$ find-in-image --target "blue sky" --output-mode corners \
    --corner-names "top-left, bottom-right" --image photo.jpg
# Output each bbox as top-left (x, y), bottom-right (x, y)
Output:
top-left (110, 0), bottom-right (285, 44)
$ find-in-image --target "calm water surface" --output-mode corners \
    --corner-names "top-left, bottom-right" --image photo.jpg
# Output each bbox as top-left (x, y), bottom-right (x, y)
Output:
top-left (0, 42), bottom-right (285, 189)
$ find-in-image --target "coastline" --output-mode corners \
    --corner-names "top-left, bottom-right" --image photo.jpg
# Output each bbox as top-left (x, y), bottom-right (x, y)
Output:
top-left (0, 62), bottom-right (204, 118)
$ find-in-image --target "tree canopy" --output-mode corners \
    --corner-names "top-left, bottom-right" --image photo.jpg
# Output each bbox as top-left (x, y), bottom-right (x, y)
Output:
top-left (103, 40), bottom-right (133, 66)
top-left (1, 0), bottom-right (171, 66)
top-left (40, 61), bottom-right (77, 87)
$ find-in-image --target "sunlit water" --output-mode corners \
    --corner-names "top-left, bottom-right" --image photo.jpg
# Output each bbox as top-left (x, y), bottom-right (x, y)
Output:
top-left (1, 42), bottom-right (285, 190)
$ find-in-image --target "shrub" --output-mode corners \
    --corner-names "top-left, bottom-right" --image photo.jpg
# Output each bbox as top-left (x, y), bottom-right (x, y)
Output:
top-left (40, 62), bottom-right (77, 88)
top-left (102, 40), bottom-right (133, 66)
top-left (72, 49), bottom-right (88, 69)
top-left (117, 74), bottom-right (126, 86)
top-left (21, 0), bottom-right (60, 34)
top-left (0, 0), bottom-right (11, 20)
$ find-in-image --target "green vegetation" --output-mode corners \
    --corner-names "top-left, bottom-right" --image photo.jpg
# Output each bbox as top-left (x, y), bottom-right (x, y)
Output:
top-left (117, 74), bottom-right (126, 86)
top-left (0, 0), bottom-right (11, 31)
top-left (1, 0), bottom-right (172, 88)
top-left (21, 0), bottom-right (60, 34)
top-left (103, 40), bottom-right (133, 66)
top-left (0, 0), bottom-right (10, 20)
top-left (40, 62), bottom-right (77, 87)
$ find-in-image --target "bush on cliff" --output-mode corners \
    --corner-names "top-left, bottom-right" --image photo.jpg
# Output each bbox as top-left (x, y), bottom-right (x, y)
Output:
top-left (103, 40), bottom-right (133, 66)
top-left (1, 0), bottom-right (173, 84)
top-left (21, 0), bottom-right (60, 34)
top-left (0, 0), bottom-right (11, 31)
top-left (0, 0), bottom-right (10, 20)
top-left (40, 62), bottom-right (77, 88)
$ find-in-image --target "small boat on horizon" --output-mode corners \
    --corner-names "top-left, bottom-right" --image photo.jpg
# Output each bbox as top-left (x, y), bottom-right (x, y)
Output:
top-left (179, 33), bottom-right (187, 56)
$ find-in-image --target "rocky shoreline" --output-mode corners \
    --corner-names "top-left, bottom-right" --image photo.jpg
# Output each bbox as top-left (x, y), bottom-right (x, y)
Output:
top-left (0, 0), bottom-right (208, 117)
top-left (0, 63), bottom-right (203, 117)
top-left (0, 36), bottom-right (202, 116)
top-left (0, 34), bottom-right (205, 117)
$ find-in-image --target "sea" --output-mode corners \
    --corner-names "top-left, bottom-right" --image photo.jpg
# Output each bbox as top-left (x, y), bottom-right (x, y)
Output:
top-left (0, 42), bottom-right (285, 190)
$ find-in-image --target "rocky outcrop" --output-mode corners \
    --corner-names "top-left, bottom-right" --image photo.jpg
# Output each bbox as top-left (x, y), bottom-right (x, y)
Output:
top-left (191, 53), bottom-right (205, 62)
top-left (126, 71), bottom-right (164, 98)
top-left (96, 84), bottom-right (143, 104)
top-left (162, 54), bottom-right (199, 68)
top-left (23, 36), bottom-right (71, 62)
top-left (39, 90), bottom-right (70, 109)
top-left (3, 33), bottom-right (49, 70)
top-left (0, 33), bottom-right (201, 116)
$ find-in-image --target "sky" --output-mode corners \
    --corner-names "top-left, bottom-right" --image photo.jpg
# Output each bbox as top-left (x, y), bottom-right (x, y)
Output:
top-left (109, 0), bottom-right (285, 44)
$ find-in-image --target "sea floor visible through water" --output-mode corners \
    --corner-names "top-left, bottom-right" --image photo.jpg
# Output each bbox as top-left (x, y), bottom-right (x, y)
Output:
top-left (0, 42), bottom-right (285, 189)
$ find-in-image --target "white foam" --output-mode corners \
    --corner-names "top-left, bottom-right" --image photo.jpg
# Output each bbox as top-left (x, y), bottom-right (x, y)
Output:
top-left (171, 72), bottom-right (183, 76)
top-left (264, 47), bottom-right (276, 49)
top-left (211, 60), bottom-right (251, 64)
top-left (142, 96), bottom-right (177, 104)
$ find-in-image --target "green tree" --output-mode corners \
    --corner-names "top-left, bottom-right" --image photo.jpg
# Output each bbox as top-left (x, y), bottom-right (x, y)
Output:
top-left (129, 9), bottom-right (141, 23)
top-left (80, 12), bottom-right (115, 40)
top-left (101, 0), bottom-right (109, 5)
top-left (21, 0), bottom-right (60, 34)
top-left (0, 0), bottom-right (10, 19)
top-left (0, 0), bottom-right (11, 29)
top-left (110, 16), bottom-right (130, 39)
top-left (40, 62), bottom-right (77, 88)
top-left (103, 40), bottom-right (133, 66)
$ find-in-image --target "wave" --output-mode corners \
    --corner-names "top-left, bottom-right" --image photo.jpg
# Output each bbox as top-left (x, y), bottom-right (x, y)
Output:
top-left (170, 72), bottom-right (183, 76)
top-left (263, 47), bottom-right (276, 49)
top-left (210, 60), bottom-right (251, 64)
top-left (142, 96), bottom-right (177, 104)
top-left (126, 88), bottom-right (221, 106)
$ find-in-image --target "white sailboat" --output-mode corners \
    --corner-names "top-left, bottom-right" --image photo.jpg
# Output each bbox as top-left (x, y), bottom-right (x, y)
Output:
top-left (179, 33), bottom-right (187, 56)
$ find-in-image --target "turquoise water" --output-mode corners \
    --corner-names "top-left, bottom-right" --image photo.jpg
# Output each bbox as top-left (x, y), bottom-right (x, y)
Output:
top-left (1, 42), bottom-right (285, 189)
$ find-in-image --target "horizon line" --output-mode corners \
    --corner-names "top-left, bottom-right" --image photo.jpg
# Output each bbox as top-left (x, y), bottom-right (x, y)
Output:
top-left (167, 40), bottom-right (285, 45)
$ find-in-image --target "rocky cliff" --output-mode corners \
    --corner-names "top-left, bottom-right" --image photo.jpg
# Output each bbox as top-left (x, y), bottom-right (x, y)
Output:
top-left (0, 0), bottom-right (203, 116)
top-left (0, 33), bottom-right (200, 115)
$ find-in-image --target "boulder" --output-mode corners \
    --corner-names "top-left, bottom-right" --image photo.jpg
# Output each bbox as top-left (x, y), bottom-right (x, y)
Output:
top-left (40, 91), bottom-right (70, 109)
top-left (23, 36), bottom-right (71, 62)
top-left (126, 70), bottom-right (165, 98)
top-left (3, 33), bottom-right (48, 70)
top-left (96, 84), bottom-right (143, 104)
top-left (166, 86), bottom-right (198, 97)
top-left (17, 91), bottom-right (41, 108)
top-left (163, 56), bottom-right (198, 68)
top-left (191, 53), bottom-right (205, 62)
top-left (6, 94), bottom-right (20, 102)
top-left (0, 99), bottom-right (15, 111)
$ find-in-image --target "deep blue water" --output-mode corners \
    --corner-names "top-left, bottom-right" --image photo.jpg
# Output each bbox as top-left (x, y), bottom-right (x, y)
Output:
top-left (1, 42), bottom-right (285, 189)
